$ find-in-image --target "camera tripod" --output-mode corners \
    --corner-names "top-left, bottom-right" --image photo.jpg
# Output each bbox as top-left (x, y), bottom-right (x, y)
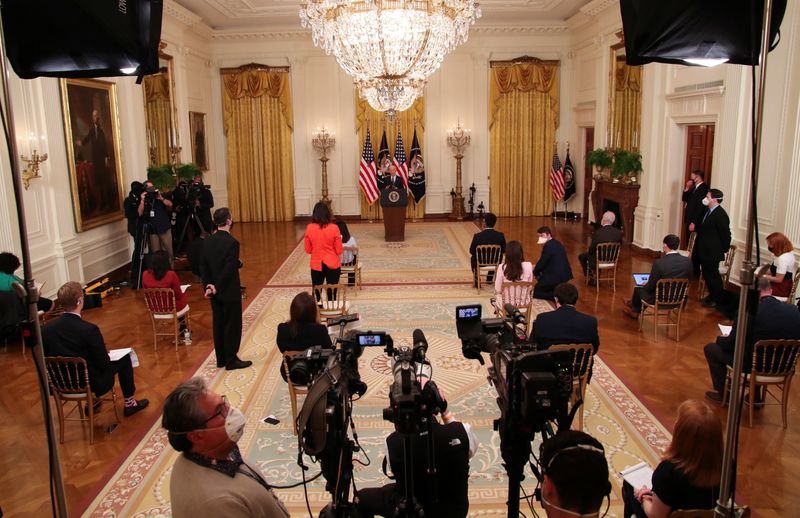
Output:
top-left (175, 203), bottom-right (208, 255)
top-left (132, 219), bottom-right (170, 290)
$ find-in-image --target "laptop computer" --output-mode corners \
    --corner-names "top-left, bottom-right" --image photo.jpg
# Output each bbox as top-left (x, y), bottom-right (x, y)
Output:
top-left (632, 273), bottom-right (650, 286)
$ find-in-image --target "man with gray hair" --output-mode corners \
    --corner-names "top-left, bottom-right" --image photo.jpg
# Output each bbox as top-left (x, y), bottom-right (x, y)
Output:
top-left (578, 211), bottom-right (623, 280)
top-left (162, 377), bottom-right (289, 517)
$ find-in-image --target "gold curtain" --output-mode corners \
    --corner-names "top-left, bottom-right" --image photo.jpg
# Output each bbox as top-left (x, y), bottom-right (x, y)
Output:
top-left (143, 72), bottom-right (172, 165)
top-left (489, 60), bottom-right (560, 216)
top-left (355, 95), bottom-right (425, 220)
top-left (221, 66), bottom-right (294, 222)
top-left (612, 61), bottom-right (642, 151)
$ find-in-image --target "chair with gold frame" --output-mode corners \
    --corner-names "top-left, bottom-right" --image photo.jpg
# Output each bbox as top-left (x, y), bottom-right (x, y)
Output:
top-left (698, 244), bottom-right (737, 300)
top-left (493, 281), bottom-right (535, 334)
top-left (722, 339), bottom-right (800, 428)
top-left (548, 343), bottom-right (594, 430)
top-left (282, 350), bottom-right (310, 435)
top-left (685, 232), bottom-right (697, 257)
top-left (475, 244), bottom-right (504, 292)
top-left (45, 356), bottom-right (121, 444)
top-left (142, 288), bottom-right (190, 351)
top-left (340, 246), bottom-right (363, 290)
top-left (586, 242), bottom-right (621, 291)
top-left (639, 278), bottom-right (690, 341)
top-left (314, 283), bottom-right (350, 324)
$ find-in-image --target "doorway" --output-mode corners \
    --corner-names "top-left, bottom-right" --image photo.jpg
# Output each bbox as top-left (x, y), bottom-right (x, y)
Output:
top-left (583, 127), bottom-right (594, 220)
top-left (681, 124), bottom-right (715, 245)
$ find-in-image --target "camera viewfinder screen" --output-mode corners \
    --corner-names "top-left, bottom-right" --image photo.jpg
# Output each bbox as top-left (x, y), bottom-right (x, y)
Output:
top-left (457, 305), bottom-right (481, 320)
top-left (358, 334), bottom-right (383, 347)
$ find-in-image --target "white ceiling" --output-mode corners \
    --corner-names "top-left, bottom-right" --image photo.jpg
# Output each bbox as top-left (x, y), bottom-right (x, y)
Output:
top-left (172, 0), bottom-right (593, 33)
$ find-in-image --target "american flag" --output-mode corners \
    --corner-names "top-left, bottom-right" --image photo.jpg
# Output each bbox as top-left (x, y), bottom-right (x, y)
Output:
top-left (392, 131), bottom-right (409, 189)
top-left (550, 150), bottom-right (565, 200)
top-left (359, 130), bottom-right (379, 204)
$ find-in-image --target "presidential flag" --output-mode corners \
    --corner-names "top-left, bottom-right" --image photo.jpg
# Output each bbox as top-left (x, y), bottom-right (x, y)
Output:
top-left (408, 128), bottom-right (426, 202)
top-left (563, 149), bottom-right (576, 202)
top-left (550, 151), bottom-right (565, 200)
top-left (359, 130), bottom-right (379, 205)
top-left (376, 130), bottom-right (391, 190)
top-left (392, 130), bottom-right (409, 189)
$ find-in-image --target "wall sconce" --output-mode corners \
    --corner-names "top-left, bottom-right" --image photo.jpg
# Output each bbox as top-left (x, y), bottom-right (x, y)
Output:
top-left (312, 126), bottom-right (336, 208)
top-left (20, 132), bottom-right (48, 190)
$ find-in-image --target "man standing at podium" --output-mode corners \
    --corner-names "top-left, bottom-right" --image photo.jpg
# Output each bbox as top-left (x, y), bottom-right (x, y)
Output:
top-left (382, 164), bottom-right (405, 190)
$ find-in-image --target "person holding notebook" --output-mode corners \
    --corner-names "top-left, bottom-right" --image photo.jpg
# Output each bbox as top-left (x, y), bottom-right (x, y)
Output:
top-left (622, 235), bottom-right (692, 319)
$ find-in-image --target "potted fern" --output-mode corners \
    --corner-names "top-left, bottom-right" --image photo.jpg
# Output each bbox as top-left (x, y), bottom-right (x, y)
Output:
top-left (587, 148), bottom-right (613, 174)
top-left (612, 149), bottom-right (643, 183)
top-left (146, 162), bottom-right (202, 191)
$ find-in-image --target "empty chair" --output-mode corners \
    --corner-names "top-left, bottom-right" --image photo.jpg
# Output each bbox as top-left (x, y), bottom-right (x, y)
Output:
top-left (685, 232), bottom-right (698, 257)
top-left (698, 245), bottom-right (737, 300)
top-left (586, 242), bottom-right (621, 291)
top-left (475, 244), bottom-right (503, 292)
top-left (282, 351), bottom-right (310, 435)
top-left (142, 288), bottom-right (191, 351)
top-left (340, 246), bottom-right (363, 290)
top-left (639, 278), bottom-right (690, 341)
top-left (548, 343), bottom-right (594, 430)
top-left (313, 283), bottom-right (350, 323)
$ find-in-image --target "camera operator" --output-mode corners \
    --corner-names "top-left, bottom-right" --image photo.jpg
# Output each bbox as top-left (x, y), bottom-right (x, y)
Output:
top-left (356, 383), bottom-right (478, 518)
top-left (538, 430), bottom-right (611, 518)
top-left (173, 174), bottom-right (214, 254)
top-left (125, 181), bottom-right (145, 287)
top-left (138, 180), bottom-right (174, 268)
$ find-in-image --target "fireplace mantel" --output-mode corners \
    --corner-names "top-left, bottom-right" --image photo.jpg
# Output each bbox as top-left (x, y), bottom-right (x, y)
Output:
top-left (591, 179), bottom-right (640, 244)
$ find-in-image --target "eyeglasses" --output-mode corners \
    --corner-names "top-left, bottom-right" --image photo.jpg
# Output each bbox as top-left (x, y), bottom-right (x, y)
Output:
top-left (204, 394), bottom-right (229, 425)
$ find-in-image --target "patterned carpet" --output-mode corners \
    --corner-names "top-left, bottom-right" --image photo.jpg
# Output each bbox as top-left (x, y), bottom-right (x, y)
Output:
top-left (81, 223), bottom-right (671, 517)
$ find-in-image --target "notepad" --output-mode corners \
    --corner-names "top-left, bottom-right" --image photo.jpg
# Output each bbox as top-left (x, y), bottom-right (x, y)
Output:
top-left (632, 273), bottom-right (650, 286)
top-left (619, 462), bottom-right (653, 489)
top-left (109, 348), bottom-right (140, 368)
top-left (718, 324), bottom-right (733, 337)
top-left (180, 284), bottom-right (190, 293)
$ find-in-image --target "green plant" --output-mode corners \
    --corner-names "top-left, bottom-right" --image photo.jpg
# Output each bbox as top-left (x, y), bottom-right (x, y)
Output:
top-left (587, 148), bottom-right (613, 170)
top-left (146, 164), bottom-right (174, 191)
top-left (611, 149), bottom-right (643, 178)
top-left (175, 162), bottom-right (201, 181)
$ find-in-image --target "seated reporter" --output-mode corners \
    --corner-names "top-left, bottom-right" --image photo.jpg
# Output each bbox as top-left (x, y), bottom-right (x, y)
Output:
top-left (493, 240), bottom-right (533, 309)
top-left (534, 283), bottom-right (599, 354)
top-left (275, 291), bottom-right (333, 381)
top-left (356, 384), bottom-right (478, 518)
top-left (533, 226), bottom-right (573, 301)
top-left (42, 282), bottom-right (148, 416)
top-left (0, 251), bottom-right (55, 314)
top-left (622, 399), bottom-right (721, 518)
top-left (539, 430), bottom-right (611, 518)
top-left (142, 250), bottom-right (189, 333)
top-left (162, 377), bottom-right (289, 518)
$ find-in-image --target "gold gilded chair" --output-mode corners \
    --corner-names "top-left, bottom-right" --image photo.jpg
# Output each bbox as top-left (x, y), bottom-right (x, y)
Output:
top-left (494, 281), bottom-right (535, 334)
top-left (282, 351), bottom-right (310, 435)
top-left (45, 356), bottom-right (121, 444)
top-left (475, 244), bottom-right (503, 292)
top-left (639, 278), bottom-right (690, 341)
top-left (548, 343), bottom-right (594, 430)
top-left (340, 246), bottom-right (363, 290)
top-left (314, 283), bottom-right (350, 324)
top-left (698, 244), bottom-right (737, 300)
top-left (685, 232), bottom-right (698, 257)
top-left (586, 242), bottom-right (621, 291)
top-left (722, 339), bottom-right (800, 428)
top-left (142, 288), bottom-right (190, 351)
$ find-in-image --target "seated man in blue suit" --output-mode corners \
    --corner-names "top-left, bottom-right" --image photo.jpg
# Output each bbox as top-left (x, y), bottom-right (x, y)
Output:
top-left (533, 282), bottom-right (599, 353)
top-left (533, 226), bottom-right (573, 301)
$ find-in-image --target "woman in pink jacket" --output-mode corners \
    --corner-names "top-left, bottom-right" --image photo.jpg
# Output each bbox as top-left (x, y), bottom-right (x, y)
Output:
top-left (304, 202), bottom-right (343, 291)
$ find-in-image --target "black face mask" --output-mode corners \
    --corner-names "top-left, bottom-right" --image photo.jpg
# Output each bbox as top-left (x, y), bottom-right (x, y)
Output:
top-left (145, 185), bottom-right (156, 193)
top-left (768, 246), bottom-right (775, 254)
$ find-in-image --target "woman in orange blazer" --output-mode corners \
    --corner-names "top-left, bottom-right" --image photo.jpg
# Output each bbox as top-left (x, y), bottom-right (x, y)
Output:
top-left (304, 202), bottom-right (343, 290)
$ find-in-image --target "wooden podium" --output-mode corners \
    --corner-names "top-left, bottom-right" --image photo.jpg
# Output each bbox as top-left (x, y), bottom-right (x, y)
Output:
top-left (380, 187), bottom-right (408, 241)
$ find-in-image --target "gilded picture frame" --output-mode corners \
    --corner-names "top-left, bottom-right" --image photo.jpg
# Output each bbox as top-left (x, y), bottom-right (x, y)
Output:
top-left (60, 78), bottom-right (125, 232)
top-left (189, 111), bottom-right (208, 171)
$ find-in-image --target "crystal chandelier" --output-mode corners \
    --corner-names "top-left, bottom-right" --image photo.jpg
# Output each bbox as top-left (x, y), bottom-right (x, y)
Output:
top-left (300, 0), bottom-right (481, 113)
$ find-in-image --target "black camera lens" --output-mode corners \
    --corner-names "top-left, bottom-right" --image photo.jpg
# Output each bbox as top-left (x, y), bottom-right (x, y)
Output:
top-left (289, 358), bottom-right (310, 385)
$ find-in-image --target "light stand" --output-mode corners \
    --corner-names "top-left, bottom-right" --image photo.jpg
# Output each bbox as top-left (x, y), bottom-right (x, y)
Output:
top-left (715, 0), bottom-right (774, 515)
top-left (447, 122), bottom-right (470, 220)
top-left (0, 15), bottom-right (68, 518)
top-left (313, 126), bottom-right (335, 210)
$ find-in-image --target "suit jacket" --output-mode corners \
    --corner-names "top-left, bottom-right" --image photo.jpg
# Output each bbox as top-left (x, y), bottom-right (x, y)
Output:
top-left (641, 252), bottom-right (693, 303)
top-left (381, 174), bottom-right (405, 190)
top-left (681, 182), bottom-right (709, 226)
top-left (717, 297), bottom-right (800, 372)
top-left (42, 313), bottom-right (114, 396)
top-left (534, 239), bottom-right (573, 287)
top-left (201, 230), bottom-right (242, 301)
top-left (696, 206), bottom-right (731, 262)
top-left (469, 228), bottom-right (506, 269)
top-left (587, 225), bottom-right (623, 257)
top-left (534, 305), bottom-right (600, 353)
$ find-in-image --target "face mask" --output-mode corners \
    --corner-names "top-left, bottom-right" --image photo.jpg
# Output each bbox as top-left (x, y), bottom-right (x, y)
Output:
top-left (228, 220), bottom-right (235, 230)
top-left (537, 236), bottom-right (548, 244)
top-left (768, 246), bottom-right (775, 254)
top-left (702, 197), bottom-right (710, 206)
top-left (222, 406), bottom-right (246, 442)
top-left (145, 185), bottom-right (156, 194)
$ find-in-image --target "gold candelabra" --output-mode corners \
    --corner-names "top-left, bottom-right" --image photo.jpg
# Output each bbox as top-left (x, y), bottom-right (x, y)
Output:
top-left (312, 126), bottom-right (336, 209)
top-left (447, 121), bottom-right (471, 220)
top-left (21, 148), bottom-right (48, 190)
top-left (169, 128), bottom-right (181, 175)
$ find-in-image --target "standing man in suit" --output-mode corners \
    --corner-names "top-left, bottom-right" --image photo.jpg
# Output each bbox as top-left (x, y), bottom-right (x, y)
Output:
top-left (703, 277), bottom-right (800, 402)
top-left (682, 169), bottom-right (709, 275)
top-left (534, 283), bottom-right (599, 353)
top-left (622, 234), bottom-right (692, 318)
top-left (42, 281), bottom-right (149, 416)
top-left (468, 212), bottom-right (506, 288)
top-left (696, 189), bottom-right (731, 309)
top-left (578, 211), bottom-right (623, 278)
top-left (533, 226), bottom-right (573, 301)
top-left (202, 208), bottom-right (251, 371)
top-left (382, 164), bottom-right (405, 190)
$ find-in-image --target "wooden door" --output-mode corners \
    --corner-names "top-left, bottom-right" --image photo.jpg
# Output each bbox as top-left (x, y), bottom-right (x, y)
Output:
top-left (583, 127), bottom-right (594, 219)
top-left (681, 125), bottom-right (715, 245)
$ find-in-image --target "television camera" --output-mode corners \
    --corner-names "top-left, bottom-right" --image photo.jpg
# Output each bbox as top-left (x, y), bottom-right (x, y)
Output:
top-left (456, 303), bottom-right (577, 518)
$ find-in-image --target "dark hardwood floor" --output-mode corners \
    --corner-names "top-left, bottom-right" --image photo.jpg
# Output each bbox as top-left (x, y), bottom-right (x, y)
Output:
top-left (0, 217), bottom-right (795, 517)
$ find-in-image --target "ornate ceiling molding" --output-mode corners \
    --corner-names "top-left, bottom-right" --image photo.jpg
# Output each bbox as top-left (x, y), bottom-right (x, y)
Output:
top-left (567, 0), bottom-right (618, 30)
top-left (211, 30), bottom-right (311, 41)
top-left (473, 24), bottom-right (569, 34)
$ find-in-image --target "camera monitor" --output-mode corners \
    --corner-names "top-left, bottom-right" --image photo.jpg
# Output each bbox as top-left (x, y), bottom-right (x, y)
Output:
top-left (356, 332), bottom-right (386, 347)
top-left (456, 303), bottom-right (484, 342)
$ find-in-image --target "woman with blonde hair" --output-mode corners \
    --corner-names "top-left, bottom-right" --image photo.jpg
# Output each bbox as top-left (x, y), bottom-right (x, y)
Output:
top-left (623, 399), bottom-right (722, 517)
top-left (763, 232), bottom-right (795, 299)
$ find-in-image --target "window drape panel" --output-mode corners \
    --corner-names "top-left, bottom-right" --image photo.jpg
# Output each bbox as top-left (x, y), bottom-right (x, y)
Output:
top-left (221, 68), bottom-right (294, 222)
top-left (611, 62), bottom-right (642, 151)
top-left (489, 62), bottom-right (559, 217)
top-left (355, 96), bottom-right (425, 220)
top-left (143, 72), bottom-right (172, 166)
